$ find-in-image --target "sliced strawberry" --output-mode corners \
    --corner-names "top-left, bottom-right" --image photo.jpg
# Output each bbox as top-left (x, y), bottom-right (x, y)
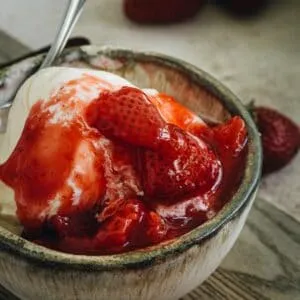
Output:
top-left (213, 116), bottom-right (248, 158)
top-left (54, 199), bottom-right (145, 254)
top-left (141, 124), bottom-right (221, 198)
top-left (95, 199), bottom-right (145, 252)
top-left (86, 86), bottom-right (164, 149)
top-left (149, 93), bottom-right (206, 132)
top-left (145, 211), bottom-right (167, 243)
top-left (52, 201), bottom-right (166, 254)
top-left (49, 209), bottom-right (99, 238)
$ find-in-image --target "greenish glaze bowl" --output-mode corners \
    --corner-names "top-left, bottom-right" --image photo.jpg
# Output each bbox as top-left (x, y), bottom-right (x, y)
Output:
top-left (0, 46), bottom-right (262, 300)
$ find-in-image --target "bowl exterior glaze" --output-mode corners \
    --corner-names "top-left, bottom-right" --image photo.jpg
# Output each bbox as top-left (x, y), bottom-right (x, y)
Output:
top-left (0, 46), bottom-right (262, 300)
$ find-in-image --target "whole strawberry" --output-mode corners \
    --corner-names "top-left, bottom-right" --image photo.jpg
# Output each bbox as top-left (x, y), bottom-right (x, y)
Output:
top-left (124, 0), bottom-right (206, 24)
top-left (252, 106), bottom-right (300, 174)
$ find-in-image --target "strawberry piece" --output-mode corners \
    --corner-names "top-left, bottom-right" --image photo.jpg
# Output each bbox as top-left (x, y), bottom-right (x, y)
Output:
top-left (57, 199), bottom-right (145, 255)
top-left (124, 0), bottom-right (205, 24)
top-left (253, 106), bottom-right (300, 174)
top-left (149, 93), bottom-right (206, 132)
top-left (213, 116), bottom-right (248, 158)
top-left (145, 211), bottom-right (167, 243)
top-left (86, 86), bottom-right (164, 149)
top-left (51, 200), bottom-right (166, 254)
top-left (49, 209), bottom-right (99, 238)
top-left (95, 199), bottom-right (145, 252)
top-left (141, 124), bottom-right (221, 198)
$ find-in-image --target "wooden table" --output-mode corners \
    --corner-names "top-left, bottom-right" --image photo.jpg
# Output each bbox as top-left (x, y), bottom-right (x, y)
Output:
top-left (0, 13), bottom-right (299, 298)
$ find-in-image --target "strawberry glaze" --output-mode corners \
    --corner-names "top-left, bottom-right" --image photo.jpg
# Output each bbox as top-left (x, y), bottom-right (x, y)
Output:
top-left (0, 77), bottom-right (247, 255)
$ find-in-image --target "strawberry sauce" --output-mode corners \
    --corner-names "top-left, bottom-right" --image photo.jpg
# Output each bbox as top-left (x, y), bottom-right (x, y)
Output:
top-left (0, 83), bottom-right (247, 255)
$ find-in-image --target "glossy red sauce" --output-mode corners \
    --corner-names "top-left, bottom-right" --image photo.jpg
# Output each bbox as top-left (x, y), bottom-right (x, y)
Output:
top-left (0, 79), bottom-right (247, 255)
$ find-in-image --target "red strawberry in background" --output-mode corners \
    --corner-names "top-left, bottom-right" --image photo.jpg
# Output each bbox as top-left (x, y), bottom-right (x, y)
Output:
top-left (251, 106), bottom-right (300, 174)
top-left (124, 0), bottom-right (206, 24)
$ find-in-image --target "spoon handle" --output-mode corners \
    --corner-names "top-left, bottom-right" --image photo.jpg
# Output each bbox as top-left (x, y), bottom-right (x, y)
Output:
top-left (40, 0), bottom-right (86, 69)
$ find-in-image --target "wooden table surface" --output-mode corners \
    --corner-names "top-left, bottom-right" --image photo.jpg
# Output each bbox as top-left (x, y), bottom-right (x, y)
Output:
top-left (0, 20), bottom-right (299, 299)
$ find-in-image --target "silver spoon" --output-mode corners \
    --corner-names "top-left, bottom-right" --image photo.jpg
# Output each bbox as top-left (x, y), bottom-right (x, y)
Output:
top-left (0, 0), bottom-right (86, 133)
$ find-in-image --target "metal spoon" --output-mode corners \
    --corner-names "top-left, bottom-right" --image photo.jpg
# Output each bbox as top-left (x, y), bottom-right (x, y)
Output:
top-left (39, 0), bottom-right (86, 69)
top-left (0, 0), bottom-right (86, 133)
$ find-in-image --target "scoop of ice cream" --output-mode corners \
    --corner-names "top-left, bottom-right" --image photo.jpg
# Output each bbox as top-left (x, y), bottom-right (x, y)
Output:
top-left (0, 67), bottom-right (138, 230)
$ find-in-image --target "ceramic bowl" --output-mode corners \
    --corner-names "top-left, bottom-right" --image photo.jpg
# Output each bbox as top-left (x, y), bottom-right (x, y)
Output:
top-left (0, 46), bottom-right (262, 300)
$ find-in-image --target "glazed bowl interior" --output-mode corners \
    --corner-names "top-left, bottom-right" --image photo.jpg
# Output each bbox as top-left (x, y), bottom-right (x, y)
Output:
top-left (0, 46), bottom-right (262, 270)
